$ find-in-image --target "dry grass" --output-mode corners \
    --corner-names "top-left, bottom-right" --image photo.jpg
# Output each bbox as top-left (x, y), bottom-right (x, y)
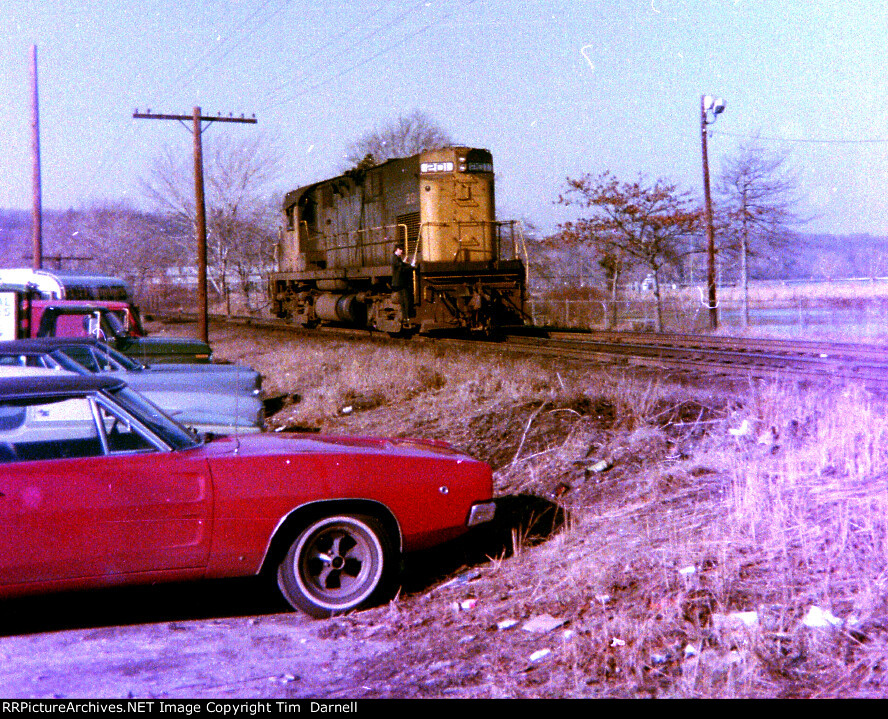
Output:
top-left (198, 320), bottom-right (888, 698)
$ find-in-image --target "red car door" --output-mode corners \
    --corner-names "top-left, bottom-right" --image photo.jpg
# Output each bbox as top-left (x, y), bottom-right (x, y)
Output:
top-left (0, 394), bottom-right (213, 591)
top-left (0, 452), bottom-right (213, 588)
top-left (93, 450), bottom-right (213, 575)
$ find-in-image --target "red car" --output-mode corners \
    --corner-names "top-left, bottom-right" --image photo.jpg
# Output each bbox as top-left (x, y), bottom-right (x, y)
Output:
top-left (0, 371), bottom-right (495, 617)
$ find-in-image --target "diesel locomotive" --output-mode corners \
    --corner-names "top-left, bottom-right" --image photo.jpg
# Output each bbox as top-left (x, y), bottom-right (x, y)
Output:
top-left (268, 146), bottom-right (527, 334)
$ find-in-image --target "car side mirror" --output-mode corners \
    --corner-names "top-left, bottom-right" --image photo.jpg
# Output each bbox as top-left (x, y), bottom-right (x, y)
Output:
top-left (86, 315), bottom-right (102, 338)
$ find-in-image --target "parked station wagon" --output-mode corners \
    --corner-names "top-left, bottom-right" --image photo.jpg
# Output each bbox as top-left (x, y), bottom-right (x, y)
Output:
top-left (0, 339), bottom-right (263, 436)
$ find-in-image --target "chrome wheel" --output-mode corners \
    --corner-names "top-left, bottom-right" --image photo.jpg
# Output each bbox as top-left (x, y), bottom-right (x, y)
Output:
top-left (277, 514), bottom-right (393, 618)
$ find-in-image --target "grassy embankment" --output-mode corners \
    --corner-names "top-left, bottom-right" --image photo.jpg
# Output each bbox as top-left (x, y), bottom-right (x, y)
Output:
top-left (204, 321), bottom-right (888, 698)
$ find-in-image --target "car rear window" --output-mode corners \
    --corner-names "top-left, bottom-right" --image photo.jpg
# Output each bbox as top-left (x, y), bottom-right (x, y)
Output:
top-left (0, 397), bottom-right (102, 462)
top-left (54, 314), bottom-right (89, 337)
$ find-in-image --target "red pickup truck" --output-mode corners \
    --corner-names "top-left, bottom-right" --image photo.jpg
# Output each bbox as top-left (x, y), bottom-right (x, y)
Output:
top-left (0, 293), bottom-right (211, 364)
top-left (29, 300), bottom-right (145, 338)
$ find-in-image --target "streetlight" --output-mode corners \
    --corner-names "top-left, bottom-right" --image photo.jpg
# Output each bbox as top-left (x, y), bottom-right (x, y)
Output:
top-left (701, 94), bottom-right (726, 330)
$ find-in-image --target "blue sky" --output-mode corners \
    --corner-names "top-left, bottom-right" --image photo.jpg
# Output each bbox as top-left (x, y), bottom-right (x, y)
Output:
top-left (1, 0), bottom-right (886, 236)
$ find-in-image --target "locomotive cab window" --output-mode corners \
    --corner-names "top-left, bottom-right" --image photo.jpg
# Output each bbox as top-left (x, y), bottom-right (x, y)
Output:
top-left (369, 173), bottom-right (382, 198)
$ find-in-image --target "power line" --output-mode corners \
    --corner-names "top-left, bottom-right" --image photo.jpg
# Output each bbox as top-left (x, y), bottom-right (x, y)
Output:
top-left (72, 0), bottom-right (477, 208)
top-left (81, 0), bottom-right (290, 199)
top-left (265, 0), bottom-right (479, 112)
top-left (168, 0), bottom-right (291, 97)
top-left (255, 0), bottom-right (427, 107)
top-left (712, 130), bottom-right (888, 144)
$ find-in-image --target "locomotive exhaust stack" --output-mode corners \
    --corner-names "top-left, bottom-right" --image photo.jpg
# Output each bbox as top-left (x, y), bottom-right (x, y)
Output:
top-left (269, 146), bottom-right (528, 336)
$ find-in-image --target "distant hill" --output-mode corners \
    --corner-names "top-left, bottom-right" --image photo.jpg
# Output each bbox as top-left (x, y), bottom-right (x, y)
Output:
top-left (3, 207), bottom-right (887, 287)
top-left (0, 207), bottom-right (183, 273)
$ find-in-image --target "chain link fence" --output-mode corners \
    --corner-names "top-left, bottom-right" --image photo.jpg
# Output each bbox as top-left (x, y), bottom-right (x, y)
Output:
top-left (529, 294), bottom-right (888, 339)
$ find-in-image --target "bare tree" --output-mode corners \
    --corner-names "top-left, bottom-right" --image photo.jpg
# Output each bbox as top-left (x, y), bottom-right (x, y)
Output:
top-left (717, 142), bottom-right (803, 327)
top-left (343, 110), bottom-right (453, 167)
top-left (557, 172), bottom-right (701, 331)
top-left (140, 133), bottom-right (283, 314)
top-left (214, 196), bottom-right (281, 313)
top-left (73, 201), bottom-right (177, 297)
top-left (596, 250), bottom-right (628, 328)
top-left (21, 203), bottom-right (178, 301)
top-left (0, 210), bottom-right (31, 267)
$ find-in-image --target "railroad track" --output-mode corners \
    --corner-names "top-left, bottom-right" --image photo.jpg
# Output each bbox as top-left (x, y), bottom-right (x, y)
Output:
top-left (504, 330), bottom-right (888, 388)
top-left (178, 313), bottom-right (888, 390)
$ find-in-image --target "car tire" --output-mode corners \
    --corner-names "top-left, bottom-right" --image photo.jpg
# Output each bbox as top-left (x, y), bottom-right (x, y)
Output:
top-left (277, 514), bottom-right (395, 618)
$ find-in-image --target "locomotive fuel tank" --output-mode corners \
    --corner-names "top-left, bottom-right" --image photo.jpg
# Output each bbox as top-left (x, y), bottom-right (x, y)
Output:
top-left (314, 293), bottom-right (366, 324)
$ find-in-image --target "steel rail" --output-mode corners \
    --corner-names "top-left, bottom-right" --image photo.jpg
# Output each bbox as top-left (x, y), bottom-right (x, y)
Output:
top-left (168, 312), bottom-right (888, 389)
top-left (546, 328), bottom-right (888, 362)
top-left (504, 333), bottom-right (888, 389)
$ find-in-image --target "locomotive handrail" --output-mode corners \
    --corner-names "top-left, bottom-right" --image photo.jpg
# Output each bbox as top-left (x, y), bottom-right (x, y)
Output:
top-left (412, 226), bottom-right (425, 265)
top-left (349, 224), bottom-right (408, 266)
top-left (415, 222), bottom-right (472, 262)
top-left (513, 220), bottom-right (530, 265)
top-left (320, 224), bottom-right (407, 251)
top-left (416, 220), bottom-right (524, 263)
top-left (305, 224), bottom-right (409, 267)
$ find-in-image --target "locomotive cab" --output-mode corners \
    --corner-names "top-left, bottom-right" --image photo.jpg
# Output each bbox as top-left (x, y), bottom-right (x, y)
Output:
top-left (417, 148), bottom-right (496, 263)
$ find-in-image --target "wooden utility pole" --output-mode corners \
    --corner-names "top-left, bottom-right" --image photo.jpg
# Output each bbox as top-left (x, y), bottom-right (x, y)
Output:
top-left (192, 107), bottom-right (209, 345)
top-left (700, 94), bottom-right (726, 331)
top-left (133, 108), bottom-right (256, 343)
top-left (701, 99), bottom-right (717, 330)
top-left (30, 45), bottom-right (42, 271)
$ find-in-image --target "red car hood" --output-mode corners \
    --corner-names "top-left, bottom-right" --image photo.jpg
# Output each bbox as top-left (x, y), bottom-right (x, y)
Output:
top-left (199, 432), bottom-right (474, 461)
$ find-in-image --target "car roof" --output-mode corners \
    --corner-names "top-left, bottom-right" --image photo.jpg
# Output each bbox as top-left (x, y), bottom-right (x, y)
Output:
top-left (31, 301), bottom-right (128, 310)
top-left (0, 367), bottom-right (124, 399)
top-left (0, 338), bottom-right (105, 354)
